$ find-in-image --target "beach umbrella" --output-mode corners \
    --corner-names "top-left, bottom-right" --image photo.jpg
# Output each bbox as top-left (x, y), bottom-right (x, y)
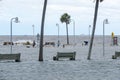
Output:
top-left (39, 0), bottom-right (47, 61)
top-left (87, 0), bottom-right (103, 60)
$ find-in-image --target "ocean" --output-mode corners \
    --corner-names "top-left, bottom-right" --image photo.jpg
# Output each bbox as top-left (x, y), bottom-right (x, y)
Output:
top-left (0, 35), bottom-right (120, 80)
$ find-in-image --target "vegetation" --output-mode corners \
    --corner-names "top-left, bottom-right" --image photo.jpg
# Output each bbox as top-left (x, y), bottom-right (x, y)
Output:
top-left (88, 0), bottom-right (104, 60)
top-left (23, 41), bottom-right (31, 45)
top-left (39, 0), bottom-right (48, 61)
top-left (60, 13), bottom-right (71, 45)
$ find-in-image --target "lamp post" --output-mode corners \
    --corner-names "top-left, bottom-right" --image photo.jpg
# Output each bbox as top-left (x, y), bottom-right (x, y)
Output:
top-left (32, 24), bottom-right (35, 38)
top-left (37, 33), bottom-right (40, 46)
top-left (89, 25), bottom-right (91, 41)
top-left (71, 19), bottom-right (75, 45)
top-left (103, 19), bottom-right (109, 56)
top-left (56, 23), bottom-right (60, 47)
top-left (10, 17), bottom-right (19, 54)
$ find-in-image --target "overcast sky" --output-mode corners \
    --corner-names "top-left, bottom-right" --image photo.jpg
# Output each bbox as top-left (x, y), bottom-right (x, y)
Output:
top-left (0, 0), bottom-right (120, 35)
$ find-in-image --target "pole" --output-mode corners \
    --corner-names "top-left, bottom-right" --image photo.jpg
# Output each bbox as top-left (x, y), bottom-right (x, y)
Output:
top-left (10, 18), bottom-right (13, 54)
top-left (71, 19), bottom-right (75, 45)
top-left (87, 0), bottom-right (100, 60)
top-left (73, 20), bottom-right (75, 45)
top-left (58, 24), bottom-right (60, 47)
top-left (89, 25), bottom-right (91, 41)
top-left (56, 23), bottom-right (60, 47)
top-left (103, 19), bottom-right (108, 56)
top-left (32, 25), bottom-right (35, 38)
top-left (57, 24), bottom-right (59, 42)
top-left (103, 21), bottom-right (105, 56)
top-left (39, 0), bottom-right (47, 61)
top-left (10, 17), bottom-right (19, 54)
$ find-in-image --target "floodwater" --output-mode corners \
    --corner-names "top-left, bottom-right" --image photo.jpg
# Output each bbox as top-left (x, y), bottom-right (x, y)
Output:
top-left (0, 35), bottom-right (120, 80)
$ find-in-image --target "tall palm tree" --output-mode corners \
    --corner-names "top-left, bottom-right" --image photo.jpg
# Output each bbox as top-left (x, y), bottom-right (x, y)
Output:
top-left (39, 0), bottom-right (47, 61)
top-left (60, 13), bottom-right (71, 45)
top-left (88, 0), bottom-right (103, 60)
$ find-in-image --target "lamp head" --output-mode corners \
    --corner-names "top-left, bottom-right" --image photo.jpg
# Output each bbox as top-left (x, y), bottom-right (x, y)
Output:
top-left (14, 17), bottom-right (19, 23)
top-left (93, 0), bottom-right (103, 2)
top-left (105, 19), bottom-right (109, 24)
top-left (56, 23), bottom-right (59, 26)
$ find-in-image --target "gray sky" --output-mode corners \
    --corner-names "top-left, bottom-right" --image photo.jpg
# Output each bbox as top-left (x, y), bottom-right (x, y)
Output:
top-left (0, 0), bottom-right (120, 35)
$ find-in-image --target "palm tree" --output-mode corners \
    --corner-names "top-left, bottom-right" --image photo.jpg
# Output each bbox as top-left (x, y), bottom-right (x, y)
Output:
top-left (60, 13), bottom-right (71, 45)
top-left (100, 0), bottom-right (103, 2)
top-left (88, 0), bottom-right (103, 60)
top-left (39, 0), bottom-right (47, 61)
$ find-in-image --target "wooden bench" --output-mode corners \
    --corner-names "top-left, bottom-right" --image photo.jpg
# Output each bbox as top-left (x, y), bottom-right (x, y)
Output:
top-left (3, 42), bottom-right (14, 45)
top-left (44, 42), bottom-right (55, 47)
top-left (112, 51), bottom-right (120, 59)
top-left (0, 53), bottom-right (21, 62)
top-left (53, 52), bottom-right (76, 61)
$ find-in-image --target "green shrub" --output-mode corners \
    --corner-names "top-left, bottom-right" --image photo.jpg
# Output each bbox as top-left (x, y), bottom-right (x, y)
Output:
top-left (23, 41), bottom-right (31, 45)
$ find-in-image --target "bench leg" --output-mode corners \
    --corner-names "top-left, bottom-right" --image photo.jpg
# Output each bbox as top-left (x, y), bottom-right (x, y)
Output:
top-left (53, 56), bottom-right (56, 60)
top-left (56, 57), bottom-right (59, 61)
top-left (112, 55), bottom-right (117, 59)
top-left (15, 59), bottom-right (20, 62)
top-left (53, 56), bottom-right (59, 61)
top-left (70, 58), bottom-right (75, 60)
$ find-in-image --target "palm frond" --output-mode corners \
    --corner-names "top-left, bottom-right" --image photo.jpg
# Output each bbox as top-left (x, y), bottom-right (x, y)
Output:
top-left (93, 0), bottom-right (103, 2)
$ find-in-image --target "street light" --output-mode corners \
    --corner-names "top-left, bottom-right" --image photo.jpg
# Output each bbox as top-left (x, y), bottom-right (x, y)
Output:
top-left (10, 17), bottom-right (19, 54)
top-left (32, 24), bottom-right (35, 38)
top-left (71, 19), bottom-right (75, 45)
top-left (56, 23), bottom-right (60, 47)
top-left (103, 19), bottom-right (109, 56)
top-left (89, 25), bottom-right (91, 41)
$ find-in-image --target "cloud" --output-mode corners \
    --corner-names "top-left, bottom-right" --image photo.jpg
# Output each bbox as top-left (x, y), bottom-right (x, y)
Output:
top-left (0, 0), bottom-right (120, 35)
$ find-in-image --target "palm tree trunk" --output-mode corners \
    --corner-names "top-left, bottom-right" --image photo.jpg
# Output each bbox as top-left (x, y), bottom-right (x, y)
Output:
top-left (39, 0), bottom-right (47, 61)
top-left (87, 0), bottom-right (99, 60)
top-left (66, 23), bottom-right (69, 44)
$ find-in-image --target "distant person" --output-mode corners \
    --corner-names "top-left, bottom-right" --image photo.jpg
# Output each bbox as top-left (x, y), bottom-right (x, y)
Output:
top-left (84, 41), bottom-right (88, 45)
top-left (57, 40), bottom-right (60, 47)
top-left (32, 40), bottom-right (36, 47)
top-left (63, 44), bottom-right (65, 48)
